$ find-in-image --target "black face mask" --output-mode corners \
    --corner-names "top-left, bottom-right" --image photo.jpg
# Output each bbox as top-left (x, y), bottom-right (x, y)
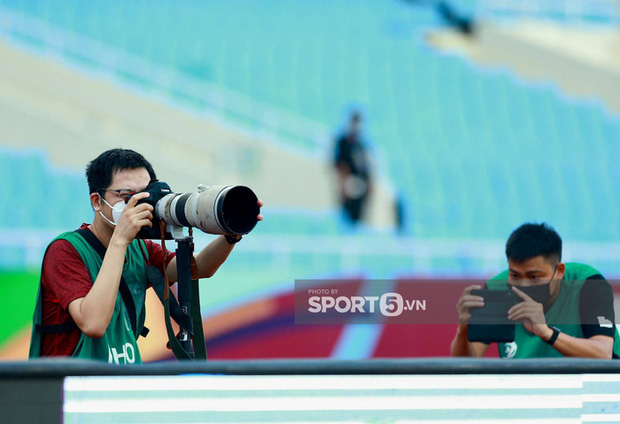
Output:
top-left (509, 266), bottom-right (558, 306)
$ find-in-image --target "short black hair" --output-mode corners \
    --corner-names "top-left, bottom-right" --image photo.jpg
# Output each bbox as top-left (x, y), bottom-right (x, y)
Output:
top-left (505, 223), bottom-right (562, 264)
top-left (86, 148), bottom-right (156, 194)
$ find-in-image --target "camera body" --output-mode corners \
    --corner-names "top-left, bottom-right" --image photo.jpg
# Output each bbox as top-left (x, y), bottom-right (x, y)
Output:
top-left (131, 180), bottom-right (174, 240)
top-left (131, 180), bottom-right (260, 240)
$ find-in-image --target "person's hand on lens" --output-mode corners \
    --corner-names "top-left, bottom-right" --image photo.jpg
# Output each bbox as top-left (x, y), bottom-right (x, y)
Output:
top-left (257, 199), bottom-right (264, 222)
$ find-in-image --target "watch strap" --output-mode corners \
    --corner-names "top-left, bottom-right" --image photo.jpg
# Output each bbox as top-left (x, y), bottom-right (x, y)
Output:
top-left (225, 234), bottom-right (243, 245)
top-left (545, 326), bottom-right (561, 345)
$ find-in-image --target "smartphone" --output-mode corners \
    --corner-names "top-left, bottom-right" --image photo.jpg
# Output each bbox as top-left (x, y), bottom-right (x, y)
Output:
top-left (467, 289), bottom-right (518, 343)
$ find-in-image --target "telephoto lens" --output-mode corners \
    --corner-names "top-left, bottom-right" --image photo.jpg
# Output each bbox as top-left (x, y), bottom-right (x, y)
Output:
top-left (155, 184), bottom-right (260, 236)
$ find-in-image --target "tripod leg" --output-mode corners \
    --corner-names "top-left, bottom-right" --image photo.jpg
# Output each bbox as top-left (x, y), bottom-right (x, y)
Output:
top-left (175, 237), bottom-right (194, 359)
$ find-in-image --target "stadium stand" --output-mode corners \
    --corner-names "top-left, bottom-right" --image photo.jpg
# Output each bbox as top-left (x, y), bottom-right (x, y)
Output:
top-left (0, 0), bottom-right (618, 361)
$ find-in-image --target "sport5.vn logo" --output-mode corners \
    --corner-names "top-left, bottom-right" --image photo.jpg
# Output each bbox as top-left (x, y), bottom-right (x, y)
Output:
top-left (307, 292), bottom-right (426, 317)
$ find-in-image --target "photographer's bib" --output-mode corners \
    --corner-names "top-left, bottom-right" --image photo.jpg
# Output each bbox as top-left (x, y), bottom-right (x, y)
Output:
top-left (30, 231), bottom-right (148, 364)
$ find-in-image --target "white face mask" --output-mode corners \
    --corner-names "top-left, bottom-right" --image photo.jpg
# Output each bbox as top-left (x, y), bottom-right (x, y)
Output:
top-left (98, 194), bottom-right (126, 226)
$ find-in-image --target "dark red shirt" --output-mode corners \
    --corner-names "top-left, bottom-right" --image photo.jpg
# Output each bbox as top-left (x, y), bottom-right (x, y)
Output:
top-left (40, 224), bottom-right (175, 356)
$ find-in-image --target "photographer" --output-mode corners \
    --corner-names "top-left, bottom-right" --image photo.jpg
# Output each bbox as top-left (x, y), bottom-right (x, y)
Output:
top-left (451, 223), bottom-right (619, 359)
top-left (29, 148), bottom-right (262, 364)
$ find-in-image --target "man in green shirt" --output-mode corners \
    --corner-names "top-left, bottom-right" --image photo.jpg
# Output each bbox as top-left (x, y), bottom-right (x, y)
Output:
top-left (451, 223), bottom-right (618, 359)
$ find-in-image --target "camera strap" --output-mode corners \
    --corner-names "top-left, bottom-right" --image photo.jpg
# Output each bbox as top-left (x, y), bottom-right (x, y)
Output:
top-left (76, 228), bottom-right (149, 339)
top-left (134, 235), bottom-right (195, 339)
top-left (145, 267), bottom-right (194, 337)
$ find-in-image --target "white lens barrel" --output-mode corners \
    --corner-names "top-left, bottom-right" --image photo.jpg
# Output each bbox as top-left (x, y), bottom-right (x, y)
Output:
top-left (154, 185), bottom-right (259, 235)
top-left (190, 185), bottom-right (228, 234)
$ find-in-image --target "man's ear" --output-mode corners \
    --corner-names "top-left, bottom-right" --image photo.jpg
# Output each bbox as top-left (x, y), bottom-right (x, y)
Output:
top-left (90, 192), bottom-right (101, 212)
top-left (556, 262), bottom-right (566, 280)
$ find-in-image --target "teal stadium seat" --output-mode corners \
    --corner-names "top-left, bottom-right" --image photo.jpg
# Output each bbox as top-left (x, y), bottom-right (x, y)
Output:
top-left (1, 0), bottom-right (618, 274)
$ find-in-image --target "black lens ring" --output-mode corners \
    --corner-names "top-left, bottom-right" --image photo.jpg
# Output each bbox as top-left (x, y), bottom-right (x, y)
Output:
top-left (215, 190), bottom-right (231, 233)
top-left (174, 193), bottom-right (192, 228)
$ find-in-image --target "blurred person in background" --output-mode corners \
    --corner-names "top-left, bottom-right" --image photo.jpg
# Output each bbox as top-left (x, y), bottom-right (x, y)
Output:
top-left (29, 148), bottom-right (262, 364)
top-left (333, 111), bottom-right (373, 227)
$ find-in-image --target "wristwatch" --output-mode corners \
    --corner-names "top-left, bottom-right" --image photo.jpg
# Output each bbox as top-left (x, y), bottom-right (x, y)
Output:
top-left (225, 234), bottom-right (243, 245)
top-left (545, 326), bottom-right (561, 345)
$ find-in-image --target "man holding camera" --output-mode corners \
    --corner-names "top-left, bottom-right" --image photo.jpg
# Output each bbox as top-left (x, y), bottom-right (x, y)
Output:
top-left (29, 148), bottom-right (262, 364)
top-left (451, 223), bottom-right (619, 359)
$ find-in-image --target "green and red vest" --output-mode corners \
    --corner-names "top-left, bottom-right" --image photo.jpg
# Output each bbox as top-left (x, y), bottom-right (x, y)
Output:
top-left (29, 231), bottom-right (149, 364)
